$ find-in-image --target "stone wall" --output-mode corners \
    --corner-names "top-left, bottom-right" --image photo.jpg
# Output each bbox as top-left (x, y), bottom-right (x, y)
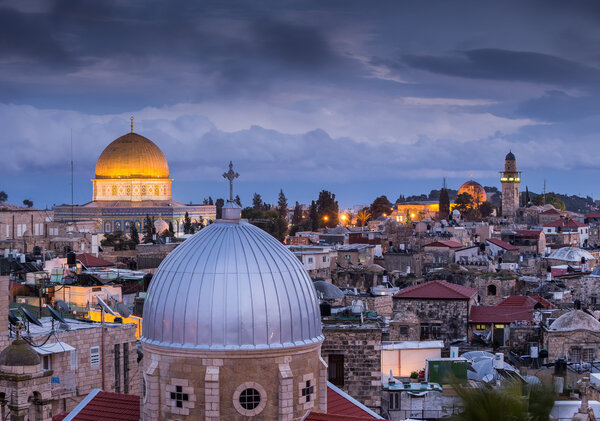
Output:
top-left (392, 298), bottom-right (473, 342)
top-left (509, 325), bottom-right (541, 355)
top-left (141, 342), bottom-right (326, 421)
top-left (544, 329), bottom-right (600, 362)
top-left (343, 295), bottom-right (393, 318)
top-left (321, 324), bottom-right (382, 414)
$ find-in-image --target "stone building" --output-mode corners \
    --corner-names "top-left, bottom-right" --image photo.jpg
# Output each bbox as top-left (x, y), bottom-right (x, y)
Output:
top-left (500, 151), bottom-right (521, 218)
top-left (392, 280), bottom-right (478, 343)
top-left (140, 198), bottom-right (327, 420)
top-left (544, 310), bottom-right (600, 362)
top-left (321, 321), bottom-right (383, 414)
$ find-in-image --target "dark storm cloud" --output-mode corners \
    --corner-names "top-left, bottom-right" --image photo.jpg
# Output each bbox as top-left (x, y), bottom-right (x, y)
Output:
top-left (403, 49), bottom-right (600, 87)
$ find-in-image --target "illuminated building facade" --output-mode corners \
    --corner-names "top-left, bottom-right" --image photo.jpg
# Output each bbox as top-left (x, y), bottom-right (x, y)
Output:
top-left (500, 151), bottom-right (521, 218)
top-left (54, 122), bottom-right (215, 234)
top-left (392, 201), bottom-right (439, 222)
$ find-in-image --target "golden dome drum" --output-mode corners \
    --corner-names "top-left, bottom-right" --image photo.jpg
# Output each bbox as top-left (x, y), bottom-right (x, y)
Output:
top-left (95, 132), bottom-right (169, 179)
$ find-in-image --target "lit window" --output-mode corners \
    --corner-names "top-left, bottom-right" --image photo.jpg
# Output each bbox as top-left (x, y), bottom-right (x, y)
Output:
top-left (475, 324), bottom-right (486, 330)
top-left (494, 324), bottom-right (505, 329)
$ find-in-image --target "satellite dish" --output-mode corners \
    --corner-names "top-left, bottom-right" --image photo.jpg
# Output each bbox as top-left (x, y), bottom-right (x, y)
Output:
top-left (116, 303), bottom-right (131, 318)
top-left (54, 300), bottom-right (70, 313)
top-left (8, 311), bottom-right (19, 326)
top-left (47, 305), bottom-right (67, 325)
top-left (20, 307), bottom-right (43, 327)
top-left (95, 295), bottom-right (116, 316)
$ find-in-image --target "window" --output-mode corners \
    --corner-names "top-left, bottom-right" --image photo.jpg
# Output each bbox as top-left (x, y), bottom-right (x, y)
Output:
top-left (583, 348), bottom-right (594, 363)
top-left (487, 284), bottom-right (497, 296)
top-left (398, 325), bottom-right (409, 336)
top-left (570, 347), bottom-right (582, 363)
top-left (114, 344), bottom-right (121, 393)
top-left (170, 385), bottom-right (189, 409)
top-left (123, 343), bottom-right (129, 393)
top-left (70, 350), bottom-right (78, 370)
top-left (328, 354), bottom-right (344, 386)
top-left (421, 324), bottom-right (441, 340)
top-left (239, 388), bottom-right (260, 410)
top-left (592, 296), bottom-right (597, 306)
top-left (390, 392), bottom-right (400, 410)
top-left (42, 355), bottom-right (51, 371)
top-left (307, 257), bottom-right (314, 263)
top-left (90, 346), bottom-right (100, 367)
top-left (475, 324), bottom-right (486, 330)
top-left (344, 254), bottom-right (351, 260)
top-left (494, 324), bottom-right (505, 329)
top-left (322, 256), bottom-right (327, 263)
top-left (301, 380), bottom-right (314, 403)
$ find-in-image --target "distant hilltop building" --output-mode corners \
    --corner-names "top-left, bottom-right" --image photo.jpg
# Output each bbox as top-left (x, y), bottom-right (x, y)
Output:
top-left (500, 151), bottom-right (521, 218)
top-left (54, 119), bottom-right (215, 234)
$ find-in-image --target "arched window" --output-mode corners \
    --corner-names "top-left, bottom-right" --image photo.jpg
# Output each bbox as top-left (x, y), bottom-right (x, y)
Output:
top-left (487, 284), bottom-right (497, 296)
top-left (104, 222), bottom-right (111, 233)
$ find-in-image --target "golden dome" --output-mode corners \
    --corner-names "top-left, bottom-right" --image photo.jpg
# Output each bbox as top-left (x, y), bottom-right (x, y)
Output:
top-left (458, 180), bottom-right (486, 203)
top-left (95, 132), bottom-right (169, 179)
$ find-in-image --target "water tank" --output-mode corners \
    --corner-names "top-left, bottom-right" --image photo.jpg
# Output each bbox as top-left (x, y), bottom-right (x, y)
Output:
top-left (493, 352), bottom-right (504, 369)
top-left (319, 302), bottom-right (331, 317)
top-left (351, 299), bottom-right (364, 314)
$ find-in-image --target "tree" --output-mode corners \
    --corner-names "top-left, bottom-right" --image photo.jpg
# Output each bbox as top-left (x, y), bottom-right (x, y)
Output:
top-left (22, 199), bottom-right (33, 208)
top-left (215, 198), bottom-right (225, 219)
top-left (142, 214), bottom-right (155, 243)
top-left (167, 221), bottom-right (175, 237)
top-left (532, 192), bottom-right (565, 211)
top-left (183, 212), bottom-right (193, 234)
top-left (277, 189), bottom-right (288, 219)
top-left (316, 190), bottom-right (339, 228)
top-left (292, 202), bottom-right (303, 225)
top-left (453, 381), bottom-right (555, 421)
top-left (479, 201), bottom-right (494, 218)
top-left (252, 193), bottom-right (263, 210)
top-left (357, 209), bottom-right (371, 227)
top-left (370, 196), bottom-right (392, 219)
top-left (130, 223), bottom-right (140, 245)
top-left (439, 188), bottom-right (450, 220)
top-left (234, 195), bottom-right (242, 207)
top-left (525, 186), bottom-right (531, 205)
top-left (308, 201), bottom-right (319, 231)
top-left (101, 230), bottom-right (135, 251)
top-left (241, 207), bottom-right (288, 242)
top-left (208, 196), bottom-right (214, 205)
top-left (454, 192), bottom-right (474, 213)
top-left (0, 191), bottom-right (7, 202)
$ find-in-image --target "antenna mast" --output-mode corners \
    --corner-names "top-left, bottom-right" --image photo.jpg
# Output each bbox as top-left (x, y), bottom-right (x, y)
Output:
top-left (71, 129), bottom-right (74, 222)
top-left (543, 179), bottom-right (546, 205)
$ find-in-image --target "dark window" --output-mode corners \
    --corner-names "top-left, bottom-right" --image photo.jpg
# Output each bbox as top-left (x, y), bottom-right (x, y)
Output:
top-left (302, 380), bottom-right (314, 402)
top-left (123, 343), bottom-right (129, 393)
top-left (390, 392), bottom-right (400, 410)
top-left (421, 324), bottom-right (441, 340)
top-left (487, 284), bottom-right (497, 296)
top-left (328, 354), bottom-right (344, 386)
top-left (570, 347), bottom-right (582, 363)
top-left (114, 344), bottom-right (120, 393)
top-left (399, 325), bottom-right (409, 336)
top-left (420, 325), bottom-right (430, 340)
top-left (592, 296), bottom-right (597, 305)
top-left (239, 388), bottom-right (260, 410)
top-left (170, 385), bottom-right (189, 409)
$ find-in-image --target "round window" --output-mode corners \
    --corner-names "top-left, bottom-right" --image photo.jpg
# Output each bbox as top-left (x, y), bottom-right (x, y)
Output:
top-left (239, 388), bottom-right (260, 410)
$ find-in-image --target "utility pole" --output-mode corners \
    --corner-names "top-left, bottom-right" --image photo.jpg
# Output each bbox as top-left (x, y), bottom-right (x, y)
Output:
top-left (71, 129), bottom-right (74, 223)
top-left (543, 180), bottom-right (546, 205)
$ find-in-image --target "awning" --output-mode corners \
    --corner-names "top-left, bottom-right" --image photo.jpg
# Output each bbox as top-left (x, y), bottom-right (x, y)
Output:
top-left (33, 341), bottom-right (75, 355)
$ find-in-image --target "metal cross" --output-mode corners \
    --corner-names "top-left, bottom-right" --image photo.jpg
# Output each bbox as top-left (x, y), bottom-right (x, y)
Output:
top-left (222, 161), bottom-right (239, 201)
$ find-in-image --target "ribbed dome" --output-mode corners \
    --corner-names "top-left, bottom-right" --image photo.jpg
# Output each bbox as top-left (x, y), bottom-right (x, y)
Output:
top-left (505, 151), bottom-right (516, 161)
top-left (95, 132), bottom-right (169, 179)
top-left (141, 219), bottom-right (324, 350)
top-left (458, 180), bottom-right (487, 202)
top-left (547, 247), bottom-right (594, 263)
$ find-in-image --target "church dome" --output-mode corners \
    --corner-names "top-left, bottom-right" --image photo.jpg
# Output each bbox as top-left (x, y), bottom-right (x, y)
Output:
top-left (0, 339), bottom-right (40, 367)
top-left (458, 180), bottom-right (487, 202)
top-left (505, 151), bottom-right (516, 161)
top-left (549, 310), bottom-right (600, 332)
top-left (95, 132), bottom-right (169, 179)
top-left (141, 219), bottom-right (324, 350)
top-left (547, 247), bottom-right (594, 263)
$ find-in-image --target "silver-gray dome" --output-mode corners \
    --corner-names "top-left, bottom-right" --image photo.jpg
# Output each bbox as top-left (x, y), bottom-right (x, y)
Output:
top-left (141, 219), bottom-right (324, 350)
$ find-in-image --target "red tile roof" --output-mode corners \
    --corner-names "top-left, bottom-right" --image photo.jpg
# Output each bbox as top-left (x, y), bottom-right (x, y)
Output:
top-left (586, 212), bottom-right (600, 219)
top-left (424, 240), bottom-right (464, 248)
top-left (540, 208), bottom-right (561, 215)
top-left (56, 390), bottom-right (139, 421)
top-left (326, 384), bottom-right (379, 419)
top-left (394, 280), bottom-right (477, 300)
top-left (530, 295), bottom-right (556, 309)
top-left (498, 295), bottom-right (539, 308)
top-left (486, 238), bottom-right (518, 251)
top-left (470, 306), bottom-right (533, 323)
top-left (515, 230), bottom-right (542, 238)
top-left (544, 218), bottom-right (587, 228)
top-left (305, 413), bottom-right (378, 421)
top-left (76, 253), bottom-right (114, 268)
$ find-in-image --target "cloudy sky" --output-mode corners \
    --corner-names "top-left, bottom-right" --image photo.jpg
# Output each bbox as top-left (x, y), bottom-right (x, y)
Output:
top-left (2, 0), bottom-right (600, 208)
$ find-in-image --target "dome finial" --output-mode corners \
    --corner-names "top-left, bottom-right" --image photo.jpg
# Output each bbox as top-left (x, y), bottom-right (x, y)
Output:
top-left (222, 161), bottom-right (239, 202)
top-left (130, 116), bottom-right (134, 133)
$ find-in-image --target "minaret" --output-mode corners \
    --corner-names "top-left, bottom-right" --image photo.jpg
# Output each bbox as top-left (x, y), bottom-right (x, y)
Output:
top-left (500, 151), bottom-right (521, 217)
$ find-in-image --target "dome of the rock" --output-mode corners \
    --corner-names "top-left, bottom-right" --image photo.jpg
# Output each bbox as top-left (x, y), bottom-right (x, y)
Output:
top-left (458, 180), bottom-right (487, 203)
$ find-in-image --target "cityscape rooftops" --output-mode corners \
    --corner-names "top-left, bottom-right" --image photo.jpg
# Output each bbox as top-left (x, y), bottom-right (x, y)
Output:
top-left (486, 238), bottom-right (519, 251)
top-left (394, 280), bottom-right (477, 300)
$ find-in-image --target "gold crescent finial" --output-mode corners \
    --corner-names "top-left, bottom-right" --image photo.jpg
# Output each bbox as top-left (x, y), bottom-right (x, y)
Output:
top-left (130, 116), bottom-right (134, 133)
top-left (470, 173), bottom-right (473, 181)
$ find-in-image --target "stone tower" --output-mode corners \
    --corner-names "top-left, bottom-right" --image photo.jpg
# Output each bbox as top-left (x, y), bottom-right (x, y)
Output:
top-left (501, 151), bottom-right (521, 217)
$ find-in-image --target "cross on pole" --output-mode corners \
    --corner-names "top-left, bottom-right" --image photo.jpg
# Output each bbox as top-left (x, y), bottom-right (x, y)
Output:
top-left (222, 161), bottom-right (239, 201)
